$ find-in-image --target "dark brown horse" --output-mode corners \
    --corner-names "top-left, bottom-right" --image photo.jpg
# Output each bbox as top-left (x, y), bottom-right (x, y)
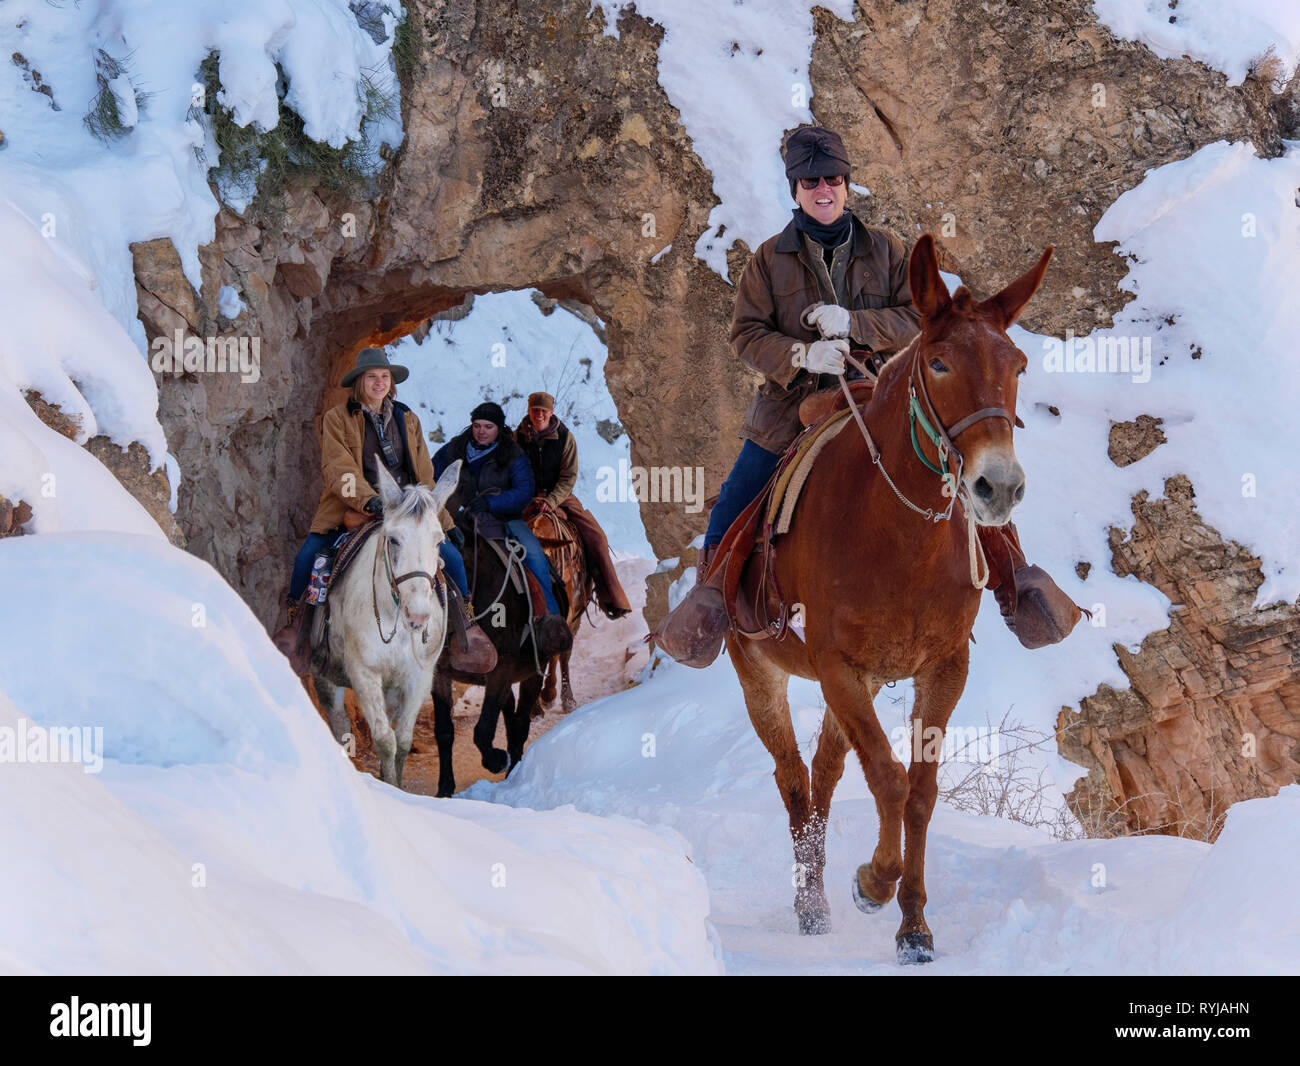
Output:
top-left (430, 529), bottom-right (572, 796)
top-left (530, 506), bottom-right (590, 714)
top-left (727, 234), bottom-right (1052, 963)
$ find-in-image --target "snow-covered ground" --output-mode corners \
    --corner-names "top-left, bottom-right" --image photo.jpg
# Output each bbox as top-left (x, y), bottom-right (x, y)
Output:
top-left (471, 657), bottom-right (1300, 974)
top-left (0, 534), bottom-right (718, 975)
top-left (2, 0), bottom-right (1299, 973)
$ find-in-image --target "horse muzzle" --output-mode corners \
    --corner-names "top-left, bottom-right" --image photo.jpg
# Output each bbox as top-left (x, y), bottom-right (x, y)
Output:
top-left (963, 451), bottom-right (1025, 526)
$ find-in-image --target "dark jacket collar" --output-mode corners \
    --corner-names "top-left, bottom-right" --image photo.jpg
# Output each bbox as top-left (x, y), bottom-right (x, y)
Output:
top-left (774, 211), bottom-right (869, 257)
top-left (516, 415), bottom-right (566, 444)
top-left (451, 425), bottom-right (518, 463)
top-left (346, 397), bottom-right (410, 416)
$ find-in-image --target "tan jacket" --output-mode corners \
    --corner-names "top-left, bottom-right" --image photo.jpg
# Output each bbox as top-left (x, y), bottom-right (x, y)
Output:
top-left (310, 399), bottom-right (451, 534)
top-left (730, 215), bottom-right (921, 452)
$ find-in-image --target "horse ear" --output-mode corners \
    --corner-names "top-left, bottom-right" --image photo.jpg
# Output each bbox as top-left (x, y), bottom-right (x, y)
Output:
top-left (431, 460), bottom-right (462, 517)
top-left (909, 233), bottom-right (951, 321)
top-left (374, 464), bottom-right (404, 513)
top-left (978, 245), bottom-right (1053, 330)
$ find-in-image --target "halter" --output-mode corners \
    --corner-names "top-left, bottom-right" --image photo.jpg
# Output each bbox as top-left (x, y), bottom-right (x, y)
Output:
top-left (837, 338), bottom-right (1017, 588)
top-left (906, 341), bottom-right (1019, 481)
top-left (371, 528), bottom-right (443, 645)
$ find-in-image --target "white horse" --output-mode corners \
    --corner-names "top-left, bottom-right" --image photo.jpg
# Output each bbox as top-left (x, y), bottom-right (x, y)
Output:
top-left (313, 460), bottom-right (462, 788)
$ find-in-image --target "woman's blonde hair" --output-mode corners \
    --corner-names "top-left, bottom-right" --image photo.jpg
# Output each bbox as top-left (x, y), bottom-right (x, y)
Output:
top-left (351, 372), bottom-right (397, 406)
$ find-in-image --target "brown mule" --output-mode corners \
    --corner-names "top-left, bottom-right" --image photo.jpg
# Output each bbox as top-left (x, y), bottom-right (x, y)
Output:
top-left (727, 234), bottom-right (1055, 963)
top-left (528, 506), bottom-right (590, 714)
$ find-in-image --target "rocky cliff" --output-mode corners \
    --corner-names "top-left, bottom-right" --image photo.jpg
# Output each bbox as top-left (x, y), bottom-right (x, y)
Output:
top-left (122, 0), bottom-right (1297, 836)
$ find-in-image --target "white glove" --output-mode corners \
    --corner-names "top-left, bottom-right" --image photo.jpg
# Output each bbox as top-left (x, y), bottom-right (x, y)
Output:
top-left (804, 338), bottom-right (849, 374)
top-left (804, 303), bottom-right (852, 339)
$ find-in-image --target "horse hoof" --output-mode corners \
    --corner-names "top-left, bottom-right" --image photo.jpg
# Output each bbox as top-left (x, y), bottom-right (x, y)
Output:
top-left (481, 748), bottom-right (509, 774)
top-left (851, 871), bottom-right (885, 914)
top-left (435, 783), bottom-right (455, 798)
top-left (797, 910), bottom-right (831, 936)
top-left (896, 932), bottom-right (935, 965)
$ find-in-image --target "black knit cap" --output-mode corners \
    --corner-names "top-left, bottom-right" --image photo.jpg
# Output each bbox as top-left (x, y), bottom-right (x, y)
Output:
top-left (783, 126), bottom-right (851, 198)
top-left (470, 400), bottom-right (507, 429)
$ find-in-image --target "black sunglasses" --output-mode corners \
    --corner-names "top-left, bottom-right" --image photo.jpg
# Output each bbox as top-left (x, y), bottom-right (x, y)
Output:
top-left (798, 174), bottom-right (846, 190)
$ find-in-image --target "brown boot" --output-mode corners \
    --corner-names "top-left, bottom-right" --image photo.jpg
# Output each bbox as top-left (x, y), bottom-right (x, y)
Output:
top-left (982, 524), bottom-right (1083, 650)
top-left (559, 495), bottom-right (633, 619)
top-left (272, 602), bottom-right (311, 677)
top-left (649, 546), bottom-right (729, 668)
top-left (445, 585), bottom-right (499, 674)
top-left (1004, 565), bottom-right (1083, 649)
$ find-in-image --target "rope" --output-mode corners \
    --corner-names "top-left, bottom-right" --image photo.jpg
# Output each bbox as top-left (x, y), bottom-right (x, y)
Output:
top-left (832, 342), bottom-right (989, 588)
top-left (469, 539), bottom-right (517, 623)
top-left (465, 529), bottom-right (545, 676)
top-left (371, 535), bottom-right (401, 644)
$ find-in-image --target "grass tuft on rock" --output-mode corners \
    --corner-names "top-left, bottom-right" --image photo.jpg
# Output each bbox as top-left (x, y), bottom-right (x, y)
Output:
top-left (84, 49), bottom-right (150, 143)
top-left (189, 49), bottom-right (398, 223)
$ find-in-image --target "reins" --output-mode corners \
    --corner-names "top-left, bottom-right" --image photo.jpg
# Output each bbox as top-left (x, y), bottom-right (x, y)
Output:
top-left (836, 339), bottom-right (1010, 589)
top-left (371, 527), bottom-right (444, 645)
top-left (464, 518), bottom-right (546, 676)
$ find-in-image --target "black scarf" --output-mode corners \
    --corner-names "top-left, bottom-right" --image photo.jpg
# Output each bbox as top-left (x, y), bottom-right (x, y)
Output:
top-left (792, 207), bottom-right (852, 249)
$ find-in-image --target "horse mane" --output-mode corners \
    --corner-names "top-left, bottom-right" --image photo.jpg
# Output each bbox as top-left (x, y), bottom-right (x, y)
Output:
top-left (869, 332), bottom-right (921, 394)
top-left (387, 482), bottom-right (439, 525)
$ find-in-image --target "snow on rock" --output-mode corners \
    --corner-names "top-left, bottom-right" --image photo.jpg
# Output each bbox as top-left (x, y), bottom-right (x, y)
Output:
top-left (590, 0), bottom-right (857, 279)
top-left (0, 0), bottom-right (405, 521)
top-left (0, 200), bottom-right (167, 536)
top-left (473, 659), bottom-right (1300, 974)
top-left (0, 0), bottom-right (402, 356)
top-left (1093, 0), bottom-right (1300, 86)
top-left (1092, 140), bottom-right (1300, 604)
top-left (0, 535), bottom-right (720, 974)
top-left (216, 284), bottom-right (245, 320)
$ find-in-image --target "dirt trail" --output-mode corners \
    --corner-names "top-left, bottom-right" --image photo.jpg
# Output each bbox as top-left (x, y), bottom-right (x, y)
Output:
top-left (305, 556), bottom-right (653, 794)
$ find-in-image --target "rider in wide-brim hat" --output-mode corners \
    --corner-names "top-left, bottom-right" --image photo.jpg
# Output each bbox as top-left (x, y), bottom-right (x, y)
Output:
top-left (338, 346), bottom-right (410, 389)
top-left (272, 347), bottom-right (495, 675)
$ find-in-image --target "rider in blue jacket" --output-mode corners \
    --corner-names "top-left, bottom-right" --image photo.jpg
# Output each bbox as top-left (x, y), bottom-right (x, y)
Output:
top-left (433, 401), bottom-right (564, 619)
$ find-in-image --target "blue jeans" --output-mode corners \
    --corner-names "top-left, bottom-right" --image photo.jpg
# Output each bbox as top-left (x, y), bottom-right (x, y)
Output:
top-left (704, 440), bottom-right (782, 549)
top-left (439, 540), bottom-right (469, 598)
top-left (291, 531), bottom-right (470, 604)
top-left (505, 518), bottom-right (561, 614)
top-left (290, 530), bottom-right (338, 603)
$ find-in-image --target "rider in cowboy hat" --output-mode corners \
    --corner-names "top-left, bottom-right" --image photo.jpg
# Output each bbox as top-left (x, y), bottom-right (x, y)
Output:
top-left (272, 347), bottom-right (496, 675)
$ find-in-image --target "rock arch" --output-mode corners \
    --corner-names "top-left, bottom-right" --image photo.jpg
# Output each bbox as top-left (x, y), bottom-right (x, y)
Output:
top-left (125, 0), bottom-right (1297, 835)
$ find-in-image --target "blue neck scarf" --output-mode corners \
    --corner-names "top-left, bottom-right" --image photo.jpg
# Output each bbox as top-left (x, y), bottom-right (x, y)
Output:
top-left (465, 438), bottom-right (498, 463)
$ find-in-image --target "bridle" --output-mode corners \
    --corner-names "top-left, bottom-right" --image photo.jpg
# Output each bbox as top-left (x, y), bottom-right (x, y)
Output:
top-left (837, 337), bottom-right (1020, 588)
top-left (371, 528), bottom-right (445, 648)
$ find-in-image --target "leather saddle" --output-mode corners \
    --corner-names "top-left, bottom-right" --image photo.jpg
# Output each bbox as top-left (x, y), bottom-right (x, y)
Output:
top-left (527, 508), bottom-right (586, 627)
top-left (704, 381), bottom-right (1055, 644)
top-left (303, 519), bottom-right (388, 680)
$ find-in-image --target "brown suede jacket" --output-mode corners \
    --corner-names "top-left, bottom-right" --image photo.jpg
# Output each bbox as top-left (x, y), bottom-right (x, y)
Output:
top-left (730, 214), bottom-right (921, 452)
top-left (309, 399), bottom-right (451, 534)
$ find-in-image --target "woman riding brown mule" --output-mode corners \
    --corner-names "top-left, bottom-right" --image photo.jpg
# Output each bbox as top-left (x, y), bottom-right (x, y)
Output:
top-left (728, 233), bottom-right (1054, 964)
